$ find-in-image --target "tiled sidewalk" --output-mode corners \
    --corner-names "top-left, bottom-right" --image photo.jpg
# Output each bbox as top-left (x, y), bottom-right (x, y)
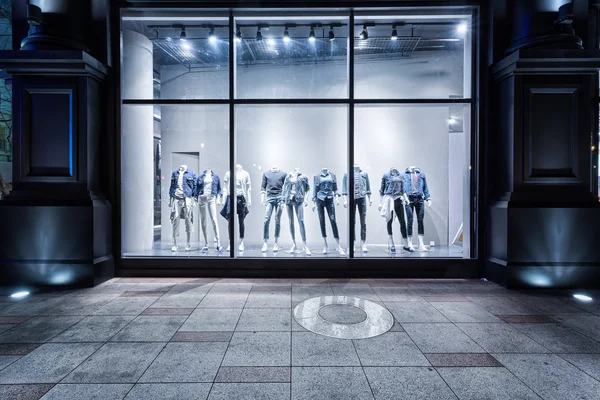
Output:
top-left (0, 278), bottom-right (599, 399)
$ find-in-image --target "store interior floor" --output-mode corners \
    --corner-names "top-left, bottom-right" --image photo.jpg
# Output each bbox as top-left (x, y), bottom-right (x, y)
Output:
top-left (0, 278), bottom-right (598, 399)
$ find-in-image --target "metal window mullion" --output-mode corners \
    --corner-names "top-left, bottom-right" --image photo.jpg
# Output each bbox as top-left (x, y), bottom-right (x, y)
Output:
top-left (348, 11), bottom-right (355, 259)
top-left (229, 12), bottom-right (235, 258)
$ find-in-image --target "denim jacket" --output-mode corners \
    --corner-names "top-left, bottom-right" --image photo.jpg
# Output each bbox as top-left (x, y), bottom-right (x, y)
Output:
top-left (402, 167), bottom-right (431, 200)
top-left (342, 170), bottom-right (371, 199)
top-left (282, 172), bottom-right (310, 203)
top-left (379, 170), bottom-right (404, 197)
top-left (169, 169), bottom-right (196, 198)
top-left (313, 172), bottom-right (338, 202)
top-left (195, 170), bottom-right (222, 199)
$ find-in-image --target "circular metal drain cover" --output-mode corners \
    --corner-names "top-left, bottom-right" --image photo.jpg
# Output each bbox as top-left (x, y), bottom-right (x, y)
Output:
top-left (293, 296), bottom-right (394, 339)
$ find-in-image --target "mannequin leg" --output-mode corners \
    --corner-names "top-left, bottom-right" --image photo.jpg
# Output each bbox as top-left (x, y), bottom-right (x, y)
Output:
top-left (296, 202), bottom-right (310, 255)
top-left (388, 235), bottom-right (396, 254)
top-left (416, 199), bottom-right (427, 251)
top-left (184, 197), bottom-right (193, 251)
top-left (273, 200), bottom-right (283, 252)
top-left (326, 198), bottom-right (344, 255)
top-left (199, 196), bottom-right (209, 251)
top-left (237, 195), bottom-right (246, 251)
top-left (287, 202), bottom-right (297, 252)
top-left (357, 198), bottom-right (367, 252)
top-left (395, 198), bottom-right (412, 252)
top-left (207, 196), bottom-right (221, 251)
top-left (316, 199), bottom-right (327, 239)
top-left (263, 200), bottom-right (274, 252)
top-left (171, 198), bottom-right (182, 252)
top-left (405, 200), bottom-right (414, 247)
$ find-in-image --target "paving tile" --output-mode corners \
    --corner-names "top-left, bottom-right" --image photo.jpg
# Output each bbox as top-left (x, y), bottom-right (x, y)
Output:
top-left (0, 316), bottom-right (83, 343)
top-left (50, 316), bottom-right (134, 342)
top-left (0, 384), bottom-right (54, 400)
top-left (438, 367), bottom-right (541, 400)
top-left (120, 291), bottom-right (166, 297)
top-left (403, 323), bottom-right (485, 353)
top-left (0, 317), bottom-right (31, 324)
top-left (0, 344), bottom-right (40, 356)
top-left (552, 314), bottom-right (600, 341)
top-left (245, 292), bottom-right (291, 308)
top-left (111, 316), bottom-right (186, 342)
top-left (209, 383), bottom-right (290, 400)
top-left (62, 342), bottom-right (165, 383)
top-left (384, 302), bottom-right (449, 323)
top-left (353, 332), bottom-right (429, 366)
top-left (423, 296), bottom-right (471, 302)
top-left (389, 321), bottom-right (405, 332)
top-left (222, 332), bottom-right (291, 367)
top-left (291, 318), bottom-right (307, 332)
top-left (139, 342), bottom-right (227, 383)
top-left (149, 286), bottom-right (212, 309)
top-left (431, 302), bottom-right (502, 323)
top-left (0, 297), bottom-right (65, 317)
top-left (42, 296), bottom-right (117, 315)
top-left (237, 309), bottom-right (291, 332)
top-left (215, 367), bottom-right (290, 383)
top-left (198, 284), bottom-right (252, 308)
top-left (141, 308), bottom-right (194, 316)
top-left (0, 357), bottom-right (20, 371)
top-left (455, 323), bottom-right (549, 353)
top-left (511, 323), bottom-right (600, 353)
top-left (291, 285), bottom-right (334, 302)
top-left (93, 297), bottom-right (158, 316)
top-left (467, 296), bottom-right (540, 315)
top-left (519, 297), bottom-right (588, 315)
top-left (559, 354), bottom-right (600, 380)
top-left (372, 288), bottom-right (422, 302)
top-left (494, 353), bottom-right (600, 400)
top-left (40, 384), bottom-right (132, 400)
top-left (0, 343), bottom-right (102, 384)
top-left (179, 309), bottom-right (242, 332)
top-left (364, 367), bottom-right (456, 400)
top-left (125, 383), bottom-right (211, 400)
top-left (0, 326), bottom-right (14, 335)
top-left (292, 367), bottom-right (373, 400)
top-left (498, 315), bottom-right (554, 323)
top-left (251, 285), bottom-right (291, 293)
top-left (331, 286), bottom-right (382, 302)
top-left (171, 331), bottom-right (233, 342)
top-left (292, 331), bottom-right (360, 366)
top-left (425, 353), bottom-right (501, 367)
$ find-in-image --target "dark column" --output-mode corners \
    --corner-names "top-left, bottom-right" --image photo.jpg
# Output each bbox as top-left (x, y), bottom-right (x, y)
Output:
top-left (487, 2), bottom-right (600, 288)
top-left (0, 0), bottom-right (113, 288)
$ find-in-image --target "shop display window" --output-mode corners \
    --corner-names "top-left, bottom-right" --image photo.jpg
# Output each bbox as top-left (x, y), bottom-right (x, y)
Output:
top-left (120, 8), bottom-right (475, 259)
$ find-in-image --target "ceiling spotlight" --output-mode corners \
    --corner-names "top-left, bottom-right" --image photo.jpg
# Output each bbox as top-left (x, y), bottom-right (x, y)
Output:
top-left (457, 23), bottom-right (468, 35)
top-left (574, 294), bottom-right (593, 302)
top-left (309, 27), bottom-right (316, 42)
top-left (329, 27), bottom-right (335, 41)
top-left (359, 25), bottom-right (368, 40)
top-left (391, 26), bottom-right (398, 41)
top-left (268, 38), bottom-right (276, 46)
top-left (180, 27), bottom-right (187, 41)
top-left (208, 28), bottom-right (217, 43)
top-left (235, 28), bottom-right (242, 43)
top-left (256, 27), bottom-right (262, 41)
top-left (181, 41), bottom-right (191, 50)
top-left (447, 118), bottom-right (457, 125)
top-left (283, 27), bottom-right (290, 43)
top-left (10, 291), bottom-right (29, 299)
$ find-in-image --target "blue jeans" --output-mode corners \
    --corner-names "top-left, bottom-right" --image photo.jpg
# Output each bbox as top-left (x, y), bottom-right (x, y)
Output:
top-left (351, 197), bottom-right (367, 242)
top-left (387, 197), bottom-right (407, 238)
top-left (316, 198), bottom-right (339, 239)
top-left (287, 199), bottom-right (306, 242)
top-left (405, 195), bottom-right (425, 236)
top-left (263, 197), bottom-right (283, 240)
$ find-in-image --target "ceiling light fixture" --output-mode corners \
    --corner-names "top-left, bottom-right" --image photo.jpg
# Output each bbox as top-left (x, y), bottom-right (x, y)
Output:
top-left (359, 25), bottom-right (368, 40)
top-left (235, 28), bottom-right (242, 43)
top-left (208, 28), bottom-right (217, 43)
top-left (457, 22), bottom-right (468, 35)
top-left (283, 27), bottom-right (291, 43)
top-left (309, 27), bottom-right (316, 42)
top-left (256, 27), bottom-right (262, 41)
top-left (179, 27), bottom-right (187, 41)
top-left (329, 26), bottom-right (335, 41)
top-left (391, 26), bottom-right (398, 41)
top-left (268, 38), bottom-right (276, 46)
top-left (574, 294), bottom-right (593, 302)
top-left (447, 118), bottom-right (457, 125)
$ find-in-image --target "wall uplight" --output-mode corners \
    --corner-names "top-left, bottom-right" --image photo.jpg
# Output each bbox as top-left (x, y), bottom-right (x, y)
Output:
top-left (10, 291), bottom-right (30, 299)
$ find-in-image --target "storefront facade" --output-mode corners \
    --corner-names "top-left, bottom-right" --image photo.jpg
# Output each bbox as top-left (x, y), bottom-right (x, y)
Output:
top-left (0, 0), bottom-right (599, 288)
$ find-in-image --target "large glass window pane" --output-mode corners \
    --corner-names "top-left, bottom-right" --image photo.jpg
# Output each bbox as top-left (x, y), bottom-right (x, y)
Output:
top-left (354, 104), bottom-right (471, 258)
top-left (235, 105), bottom-right (348, 257)
top-left (235, 15), bottom-right (348, 99)
top-left (122, 105), bottom-right (230, 258)
top-left (121, 13), bottom-right (229, 100)
top-left (354, 11), bottom-right (472, 99)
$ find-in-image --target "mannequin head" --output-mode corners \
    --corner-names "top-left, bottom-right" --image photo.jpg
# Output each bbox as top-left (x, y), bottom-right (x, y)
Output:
top-left (353, 164), bottom-right (360, 171)
top-left (321, 167), bottom-right (329, 175)
top-left (235, 164), bottom-right (243, 172)
top-left (390, 167), bottom-right (399, 175)
top-left (291, 167), bottom-right (300, 174)
top-left (179, 165), bottom-right (188, 172)
top-left (271, 165), bottom-right (280, 172)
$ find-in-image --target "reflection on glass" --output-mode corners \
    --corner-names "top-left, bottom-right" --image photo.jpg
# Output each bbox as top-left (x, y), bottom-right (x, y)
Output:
top-left (354, 14), bottom-right (472, 99)
top-left (235, 17), bottom-right (348, 99)
top-left (235, 105), bottom-right (348, 257)
top-left (121, 105), bottom-right (230, 258)
top-left (354, 104), bottom-right (470, 258)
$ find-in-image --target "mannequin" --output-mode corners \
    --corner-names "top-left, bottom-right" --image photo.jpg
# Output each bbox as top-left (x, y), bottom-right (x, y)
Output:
top-left (169, 165), bottom-right (196, 252)
top-left (261, 165), bottom-right (287, 252)
top-left (195, 168), bottom-right (223, 253)
top-left (343, 164), bottom-right (371, 252)
top-left (282, 167), bottom-right (311, 255)
top-left (403, 166), bottom-right (432, 252)
top-left (379, 167), bottom-right (412, 254)
top-left (313, 168), bottom-right (345, 255)
top-left (221, 164), bottom-right (251, 252)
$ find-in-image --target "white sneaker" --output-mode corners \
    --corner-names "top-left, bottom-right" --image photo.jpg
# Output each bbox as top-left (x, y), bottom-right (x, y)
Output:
top-left (202, 246), bottom-right (209, 253)
top-left (362, 244), bottom-right (369, 253)
top-left (418, 245), bottom-right (428, 252)
top-left (337, 247), bottom-right (346, 255)
top-left (185, 244), bottom-right (192, 251)
top-left (261, 243), bottom-right (268, 252)
top-left (290, 244), bottom-right (297, 253)
top-left (273, 243), bottom-right (280, 252)
top-left (226, 245), bottom-right (231, 252)
top-left (213, 238), bottom-right (218, 249)
top-left (322, 247), bottom-right (330, 254)
top-left (304, 247), bottom-right (312, 256)
top-left (171, 245), bottom-right (178, 252)
top-left (238, 243), bottom-right (245, 252)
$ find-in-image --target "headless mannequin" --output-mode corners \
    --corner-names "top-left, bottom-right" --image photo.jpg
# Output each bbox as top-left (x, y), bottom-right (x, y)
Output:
top-left (169, 164), bottom-right (194, 252)
top-left (224, 164), bottom-right (251, 252)
top-left (287, 167), bottom-right (311, 255)
top-left (261, 165), bottom-right (284, 252)
top-left (343, 164), bottom-right (372, 253)
top-left (406, 165), bottom-right (432, 252)
top-left (199, 168), bottom-right (223, 252)
top-left (378, 167), bottom-right (411, 253)
top-left (313, 167), bottom-right (344, 255)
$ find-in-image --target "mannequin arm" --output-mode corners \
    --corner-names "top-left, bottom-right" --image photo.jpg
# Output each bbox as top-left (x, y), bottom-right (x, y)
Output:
top-left (343, 195), bottom-right (348, 208)
top-left (378, 196), bottom-right (383, 211)
top-left (367, 194), bottom-right (372, 206)
top-left (260, 192), bottom-right (266, 206)
top-left (168, 196), bottom-right (174, 207)
top-left (426, 199), bottom-right (432, 207)
top-left (335, 194), bottom-right (340, 206)
top-left (247, 187), bottom-right (252, 207)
